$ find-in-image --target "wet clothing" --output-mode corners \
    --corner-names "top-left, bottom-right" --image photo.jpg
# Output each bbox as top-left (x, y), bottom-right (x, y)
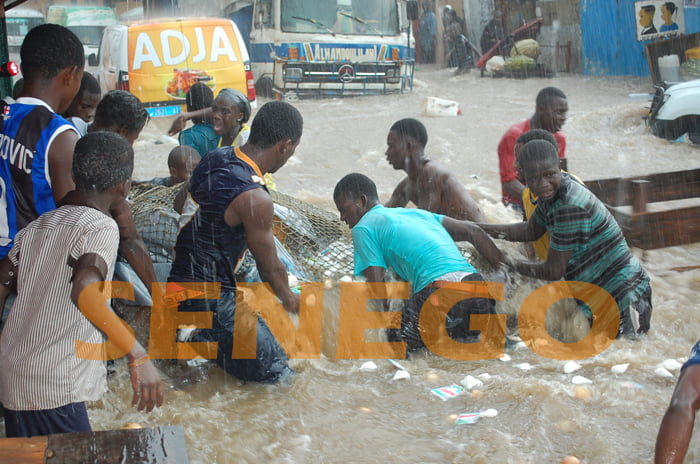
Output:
top-left (522, 171), bottom-right (584, 261)
top-left (392, 272), bottom-right (497, 353)
top-left (682, 341), bottom-right (700, 371)
top-left (0, 97), bottom-right (79, 258)
top-left (0, 206), bottom-right (117, 422)
top-left (480, 17), bottom-right (506, 55)
top-left (4, 402), bottom-right (92, 438)
top-left (419, 10), bottom-right (437, 63)
top-left (533, 175), bottom-right (652, 336)
top-left (352, 205), bottom-right (477, 292)
top-left (497, 119), bottom-right (566, 207)
top-left (351, 205), bottom-right (496, 354)
top-left (179, 123), bottom-right (219, 157)
top-left (217, 123), bottom-right (251, 149)
top-left (170, 146), bottom-right (266, 290)
top-left (168, 146), bottom-right (291, 382)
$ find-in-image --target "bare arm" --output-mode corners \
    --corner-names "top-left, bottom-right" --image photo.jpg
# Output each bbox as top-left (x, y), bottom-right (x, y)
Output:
top-left (436, 173), bottom-right (486, 222)
top-left (225, 188), bottom-right (299, 314)
top-left (656, 365), bottom-right (700, 464)
top-left (168, 108), bottom-right (212, 136)
top-left (111, 201), bottom-right (158, 295)
top-left (71, 255), bottom-right (163, 412)
top-left (513, 247), bottom-right (571, 281)
top-left (362, 266), bottom-right (389, 311)
top-left (478, 214), bottom-right (545, 243)
top-left (48, 130), bottom-right (80, 203)
top-left (502, 179), bottom-right (526, 204)
top-left (441, 217), bottom-right (503, 268)
top-left (385, 177), bottom-right (410, 208)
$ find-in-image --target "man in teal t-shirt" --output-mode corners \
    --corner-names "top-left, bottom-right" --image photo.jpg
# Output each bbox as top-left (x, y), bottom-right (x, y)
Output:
top-left (334, 173), bottom-right (504, 353)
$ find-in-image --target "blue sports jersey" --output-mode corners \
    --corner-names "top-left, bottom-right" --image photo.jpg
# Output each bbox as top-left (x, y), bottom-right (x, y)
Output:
top-left (352, 205), bottom-right (477, 292)
top-left (0, 100), bottom-right (78, 258)
top-left (169, 146), bottom-right (267, 290)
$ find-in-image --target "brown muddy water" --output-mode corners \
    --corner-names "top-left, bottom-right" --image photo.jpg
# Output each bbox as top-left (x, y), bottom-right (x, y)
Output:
top-left (42, 67), bottom-right (700, 463)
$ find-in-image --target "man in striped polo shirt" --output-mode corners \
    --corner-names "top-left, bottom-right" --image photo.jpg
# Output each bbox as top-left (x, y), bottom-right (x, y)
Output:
top-left (0, 132), bottom-right (163, 437)
top-left (480, 140), bottom-right (652, 337)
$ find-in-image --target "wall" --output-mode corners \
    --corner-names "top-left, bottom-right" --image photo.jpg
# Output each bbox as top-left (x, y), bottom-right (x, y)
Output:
top-left (581, 0), bottom-right (700, 76)
top-left (537, 0), bottom-right (581, 73)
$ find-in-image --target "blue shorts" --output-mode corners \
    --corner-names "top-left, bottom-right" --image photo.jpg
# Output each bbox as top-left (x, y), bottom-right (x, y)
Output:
top-left (682, 341), bottom-right (700, 371)
top-left (3, 402), bottom-right (91, 437)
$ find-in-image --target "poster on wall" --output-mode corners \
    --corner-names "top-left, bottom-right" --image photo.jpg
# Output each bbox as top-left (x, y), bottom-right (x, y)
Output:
top-left (635, 1), bottom-right (685, 40)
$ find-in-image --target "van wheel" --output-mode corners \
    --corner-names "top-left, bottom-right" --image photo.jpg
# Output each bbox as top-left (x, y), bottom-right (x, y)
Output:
top-left (255, 76), bottom-right (274, 98)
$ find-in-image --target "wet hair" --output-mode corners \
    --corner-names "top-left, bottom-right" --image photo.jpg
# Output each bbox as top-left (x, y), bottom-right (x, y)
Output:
top-left (248, 101), bottom-right (303, 149)
top-left (186, 83), bottom-right (214, 114)
top-left (519, 139), bottom-right (559, 169)
top-left (79, 72), bottom-right (101, 98)
top-left (516, 129), bottom-right (558, 152)
top-left (663, 2), bottom-right (676, 14)
top-left (390, 118), bottom-right (428, 147)
top-left (217, 88), bottom-right (251, 124)
top-left (642, 5), bottom-right (655, 14)
top-left (20, 24), bottom-right (84, 81)
top-left (333, 173), bottom-right (379, 202)
top-left (535, 87), bottom-right (567, 108)
top-left (92, 90), bottom-right (149, 134)
top-left (73, 132), bottom-right (134, 193)
top-left (168, 145), bottom-right (201, 169)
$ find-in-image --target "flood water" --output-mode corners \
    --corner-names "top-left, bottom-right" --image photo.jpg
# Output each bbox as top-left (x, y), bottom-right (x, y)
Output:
top-left (96, 67), bottom-right (700, 463)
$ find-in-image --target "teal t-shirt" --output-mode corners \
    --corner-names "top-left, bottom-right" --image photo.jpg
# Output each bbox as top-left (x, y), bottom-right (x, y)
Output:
top-left (352, 205), bottom-right (476, 292)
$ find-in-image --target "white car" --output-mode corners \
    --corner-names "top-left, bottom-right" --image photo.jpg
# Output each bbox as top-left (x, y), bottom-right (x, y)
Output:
top-left (648, 78), bottom-right (700, 144)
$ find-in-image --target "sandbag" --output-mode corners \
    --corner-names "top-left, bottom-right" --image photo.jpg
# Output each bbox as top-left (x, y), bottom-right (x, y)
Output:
top-left (510, 39), bottom-right (540, 59)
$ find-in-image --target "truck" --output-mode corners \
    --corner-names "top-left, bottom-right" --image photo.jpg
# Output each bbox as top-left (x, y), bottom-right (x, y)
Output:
top-left (47, 5), bottom-right (118, 60)
top-left (230, 0), bottom-right (417, 98)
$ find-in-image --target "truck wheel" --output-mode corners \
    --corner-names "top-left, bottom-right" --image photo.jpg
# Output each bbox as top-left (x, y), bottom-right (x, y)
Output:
top-left (255, 76), bottom-right (274, 99)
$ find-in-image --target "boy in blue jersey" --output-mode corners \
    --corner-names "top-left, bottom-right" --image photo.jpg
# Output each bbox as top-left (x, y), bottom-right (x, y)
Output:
top-left (479, 140), bottom-right (652, 337)
top-left (334, 173), bottom-right (505, 354)
top-left (0, 25), bottom-right (157, 306)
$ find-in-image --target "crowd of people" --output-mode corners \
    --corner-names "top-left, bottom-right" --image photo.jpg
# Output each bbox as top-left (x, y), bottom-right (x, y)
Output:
top-left (0, 21), bottom-right (695, 464)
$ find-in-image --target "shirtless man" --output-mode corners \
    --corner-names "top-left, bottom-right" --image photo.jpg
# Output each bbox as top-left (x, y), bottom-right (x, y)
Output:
top-left (384, 118), bottom-right (485, 222)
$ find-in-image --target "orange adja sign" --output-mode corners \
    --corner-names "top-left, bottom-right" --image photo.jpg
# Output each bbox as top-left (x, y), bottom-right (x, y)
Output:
top-left (75, 281), bottom-right (619, 362)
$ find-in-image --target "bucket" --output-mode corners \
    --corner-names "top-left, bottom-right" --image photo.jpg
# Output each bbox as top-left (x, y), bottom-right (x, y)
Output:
top-left (658, 54), bottom-right (681, 83)
top-left (422, 97), bottom-right (462, 117)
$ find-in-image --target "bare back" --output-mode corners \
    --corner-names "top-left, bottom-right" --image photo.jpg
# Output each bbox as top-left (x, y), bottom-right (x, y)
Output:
top-left (388, 160), bottom-right (485, 222)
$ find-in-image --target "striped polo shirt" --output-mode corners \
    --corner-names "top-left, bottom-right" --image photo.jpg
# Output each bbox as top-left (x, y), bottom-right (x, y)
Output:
top-left (534, 176), bottom-right (650, 313)
top-left (0, 205), bottom-right (118, 410)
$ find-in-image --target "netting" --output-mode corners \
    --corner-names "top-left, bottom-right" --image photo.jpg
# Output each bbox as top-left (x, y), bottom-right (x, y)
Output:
top-left (129, 184), bottom-right (355, 280)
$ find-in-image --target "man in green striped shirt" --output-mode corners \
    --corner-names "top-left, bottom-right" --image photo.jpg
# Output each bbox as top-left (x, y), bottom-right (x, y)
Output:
top-left (479, 140), bottom-right (651, 337)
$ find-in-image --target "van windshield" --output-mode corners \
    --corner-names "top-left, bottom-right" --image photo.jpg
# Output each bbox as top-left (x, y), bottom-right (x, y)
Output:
top-left (281, 0), bottom-right (399, 36)
top-left (7, 18), bottom-right (44, 37)
top-left (68, 25), bottom-right (106, 46)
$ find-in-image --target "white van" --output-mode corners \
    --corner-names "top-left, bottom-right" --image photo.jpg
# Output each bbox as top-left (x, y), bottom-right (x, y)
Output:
top-left (91, 17), bottom-right (256, 117)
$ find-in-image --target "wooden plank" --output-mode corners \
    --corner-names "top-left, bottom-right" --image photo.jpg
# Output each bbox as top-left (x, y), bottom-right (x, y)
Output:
top-left (627, 207), bottom-right (700, 250)
top-left (585, 168), bottom-right (700, 207)
top-left (0, 436), bottom-right (47, 464)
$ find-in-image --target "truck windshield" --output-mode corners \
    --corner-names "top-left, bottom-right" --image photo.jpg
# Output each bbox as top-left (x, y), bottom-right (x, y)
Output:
top-left (68, 25), bottom-right (106, 46)
top-left (281, 0), bottom-right (399, 36)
